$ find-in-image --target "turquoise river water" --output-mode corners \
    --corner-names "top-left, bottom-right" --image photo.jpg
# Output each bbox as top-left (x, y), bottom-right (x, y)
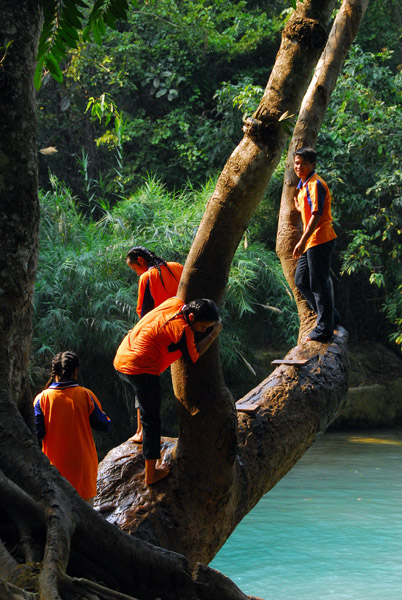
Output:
top-left (210, 431), bottom-right (402, 600)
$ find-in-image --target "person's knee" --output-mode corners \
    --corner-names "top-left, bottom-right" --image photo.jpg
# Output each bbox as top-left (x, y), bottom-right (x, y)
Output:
top-left (141, 411), bottom-right (160, 432)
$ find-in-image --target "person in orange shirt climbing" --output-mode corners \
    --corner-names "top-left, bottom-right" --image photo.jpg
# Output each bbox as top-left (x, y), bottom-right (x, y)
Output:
top-left (33, 351), bottom-right (111, 504)
top-left (126, 246), bottom-right (183, 442)
top-left (114, 296), bottom-right (222, 486)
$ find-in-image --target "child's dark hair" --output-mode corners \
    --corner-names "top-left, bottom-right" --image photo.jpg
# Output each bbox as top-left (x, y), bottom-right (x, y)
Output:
top-left (158, 299), bottom-right (220, 333)
top-left (126, 247), bottom-right (166, 268)
top-left (293, 146), bottom-right (317, 163)
top-left (45, 351), bottom-right (79, 388)
top-left (181, 299), bottom-right (220, 323)
top-left (126, 246), bottom-right (180, 290)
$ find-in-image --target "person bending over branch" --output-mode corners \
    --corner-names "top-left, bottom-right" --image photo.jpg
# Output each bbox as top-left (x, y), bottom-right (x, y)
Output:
top-left (113, 297), bottom-right (222, 485)
top-left (126, 246), bottom-right (183, 443)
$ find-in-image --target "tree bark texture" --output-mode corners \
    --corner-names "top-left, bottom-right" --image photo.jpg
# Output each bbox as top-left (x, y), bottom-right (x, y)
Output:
top-left (173, 0), bottom-right (338, 476)
top-left (0, 0), bottom-right (41, 430)
top-left (0, 390), bottom-right (263, 600)
top-left (96, 328), bottom-right (349, 569)
top-left (276, 0), bottom-right (370, 342)
top-left (95, 0), bottom-right (353, 570)
top-left (0, 1), bottom-right (364, 597)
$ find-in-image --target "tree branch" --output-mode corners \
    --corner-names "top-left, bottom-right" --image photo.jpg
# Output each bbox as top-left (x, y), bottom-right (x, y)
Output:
top-left (276, 0), bottom-right (370, 340)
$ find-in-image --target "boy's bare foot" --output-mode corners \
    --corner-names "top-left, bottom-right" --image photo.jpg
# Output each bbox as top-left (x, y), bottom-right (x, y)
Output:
top-left (129, 432), bottom-right (143, 443)
top-left (145, 459), bottom-right (170, 485)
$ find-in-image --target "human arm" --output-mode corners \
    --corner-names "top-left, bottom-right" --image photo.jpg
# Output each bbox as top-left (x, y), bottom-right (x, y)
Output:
top-left (293, 193), bottom-right (301, 213)
top-left (87, 391), bottom-right (111, 433)
top-left (195, 319), bottom-right (223, 357)
top-left (292, 212), bottom-right (321, 259)
top-left (33, 396), bottom-right (45, 446)
top-left (137, 272), bottom-right (154, 318)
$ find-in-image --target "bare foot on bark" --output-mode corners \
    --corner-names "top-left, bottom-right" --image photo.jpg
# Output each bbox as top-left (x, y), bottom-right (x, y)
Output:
top-left (145, 460), bottom-right (170, 485)
top-left (129, 432), bottom-right (143, 443)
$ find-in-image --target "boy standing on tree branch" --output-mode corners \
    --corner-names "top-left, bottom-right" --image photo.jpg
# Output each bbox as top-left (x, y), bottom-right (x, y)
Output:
top-left (292, 147), bottom-right (340, 342)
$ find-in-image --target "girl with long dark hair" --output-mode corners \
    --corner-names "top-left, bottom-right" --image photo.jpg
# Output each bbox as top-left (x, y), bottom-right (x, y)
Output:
top-left (126, 246), bottom-right (183, 319)
top-left (126, 246), bottom-right (183, 442)
top-left (114, 297), bottom-right (222, 485)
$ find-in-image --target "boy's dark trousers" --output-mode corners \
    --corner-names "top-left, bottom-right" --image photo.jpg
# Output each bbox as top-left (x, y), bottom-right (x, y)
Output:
top-left (295, 239), bottom-right (336, 337)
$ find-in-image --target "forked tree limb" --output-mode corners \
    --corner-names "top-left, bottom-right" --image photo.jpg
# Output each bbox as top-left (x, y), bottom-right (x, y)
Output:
top-left (0, 579), bottom-right (36, 600)
top-left (276, 0), bottom-right (370, 341)
top-left (0, 471), bottom-right (45, 564)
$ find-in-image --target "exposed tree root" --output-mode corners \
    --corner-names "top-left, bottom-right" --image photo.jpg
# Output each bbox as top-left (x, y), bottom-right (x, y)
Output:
top-left (0, 406), bottom-right (261, 600)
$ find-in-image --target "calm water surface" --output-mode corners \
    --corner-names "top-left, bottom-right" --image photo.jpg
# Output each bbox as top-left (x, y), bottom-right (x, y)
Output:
top-left (210, 431), bottom-right (402, 599)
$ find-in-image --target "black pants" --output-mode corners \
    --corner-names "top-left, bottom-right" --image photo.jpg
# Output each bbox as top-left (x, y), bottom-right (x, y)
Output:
top-left (116, 371), bottom-right (161, 460)
top-left (295, 239), bottom-right (336, 337)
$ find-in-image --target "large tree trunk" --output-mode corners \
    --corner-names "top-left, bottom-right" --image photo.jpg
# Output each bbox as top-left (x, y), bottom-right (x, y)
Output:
top-left (0, 0), bottom-right (41, 431)
top-left (0, 3), bottom-right (253, 600)
top-left (276, 0), bottom-right (369, 341)
top-left (173, 0), bottom-right (337, 479)
top-left (0, 1), bottom-right (367, 598)
top-left (96, 0), bottom-right (351, 567)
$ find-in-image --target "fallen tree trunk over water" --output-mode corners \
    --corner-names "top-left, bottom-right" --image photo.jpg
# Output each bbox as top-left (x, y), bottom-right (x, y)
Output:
top-left (96, 327), bottom-right (348, 567)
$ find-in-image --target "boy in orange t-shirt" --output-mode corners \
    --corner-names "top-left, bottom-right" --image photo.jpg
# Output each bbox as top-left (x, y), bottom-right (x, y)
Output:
top-left (293, 147), bottom-right (340, 342)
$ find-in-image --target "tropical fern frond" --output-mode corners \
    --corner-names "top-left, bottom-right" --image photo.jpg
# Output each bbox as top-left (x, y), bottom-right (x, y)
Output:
top-left (35, 0), bottom-right (131, 89)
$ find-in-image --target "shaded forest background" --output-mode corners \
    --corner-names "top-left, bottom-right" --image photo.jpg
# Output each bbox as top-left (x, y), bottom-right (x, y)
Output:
top-left (33, 0), bottom-right (402, 450)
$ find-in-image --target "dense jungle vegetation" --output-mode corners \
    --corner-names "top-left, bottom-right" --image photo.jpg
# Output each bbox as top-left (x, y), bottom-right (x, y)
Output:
top-left (34, 0), bottom-right (402, 439)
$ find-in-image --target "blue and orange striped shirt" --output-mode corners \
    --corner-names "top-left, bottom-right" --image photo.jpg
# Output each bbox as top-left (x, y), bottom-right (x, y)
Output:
top-left (296, 171), bottom-right (336, 251)
top-left (34, 381), bottom-right (110, 499)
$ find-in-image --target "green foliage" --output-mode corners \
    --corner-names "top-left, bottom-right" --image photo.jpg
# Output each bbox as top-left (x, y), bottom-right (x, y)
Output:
top-left (36, 0), bottom-right (131, 89)
top-left (318, 43), bottom-right (402, 344)
top-left (34, 0), bottom-right (402, 356)
top-left (33, 174), bottom-right (297, 390)
top-left (385, 286), bottom-right (402, 348)
top-left (36, 0), bottom-right (284, 193)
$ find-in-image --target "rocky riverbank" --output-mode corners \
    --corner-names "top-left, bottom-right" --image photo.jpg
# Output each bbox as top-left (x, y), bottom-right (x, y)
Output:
top-left (332, 342), bottom-right (402, 428)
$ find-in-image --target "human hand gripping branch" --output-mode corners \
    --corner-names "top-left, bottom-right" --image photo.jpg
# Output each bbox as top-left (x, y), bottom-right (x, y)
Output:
top-left (196, 319), bottom-right (223, 356)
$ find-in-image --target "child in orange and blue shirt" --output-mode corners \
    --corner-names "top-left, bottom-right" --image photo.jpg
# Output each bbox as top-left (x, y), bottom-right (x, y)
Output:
top-left (293, 147), bottom-right (340, 342)
top-left (34, 351), bottom-right (111, 503)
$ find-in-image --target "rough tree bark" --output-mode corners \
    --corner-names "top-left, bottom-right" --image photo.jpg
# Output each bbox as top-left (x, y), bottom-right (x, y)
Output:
top-left (95, 0), bottom-right (357, 567)
top-left (0, 1), bottom-right (40, 430)
top-left (0, 1), bottom-right (368, 598)
top-left (276, 0), bottom-right (370, 341)
top-left (0, 2), bottom-right (264, 599)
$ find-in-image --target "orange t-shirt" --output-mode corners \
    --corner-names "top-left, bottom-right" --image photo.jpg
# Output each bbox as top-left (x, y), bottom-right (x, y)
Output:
top-left (33, 383), bottom-right (110, 499)
top-left (114, 296), bottom-right (199, 376)
top-left (137, 262), bottom-right (183, 318)
top-left (296, 171), bottom-right (336, 251)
